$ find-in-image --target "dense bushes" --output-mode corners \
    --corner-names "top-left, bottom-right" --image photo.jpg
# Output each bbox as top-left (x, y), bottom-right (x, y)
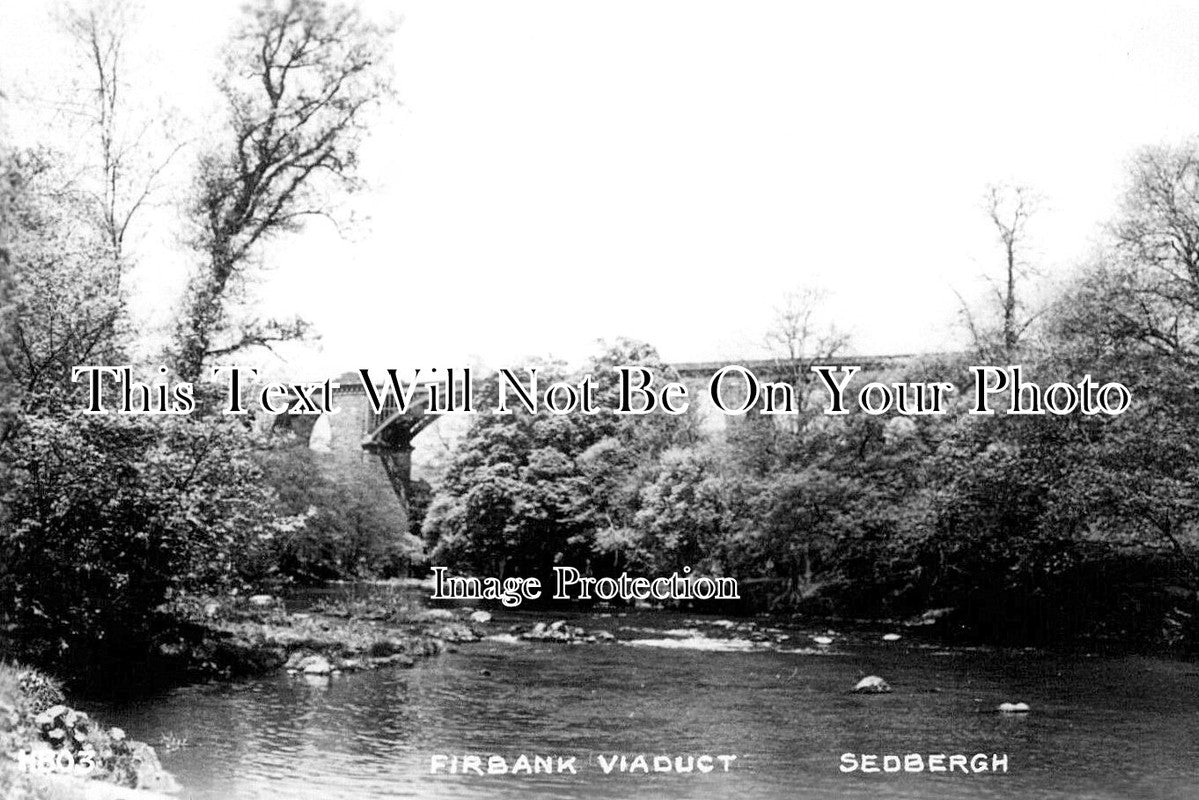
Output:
top-left (422, 347), bottom-right (1199, 648)
top-left (0, 409), bottom-right (297, 674)
top-left (257, 442), bottom-right (425, 583)
top-left (0, 401), bottom-right (430, 679)
top-left (422, 341), bottom-right (694, 582)
top-left (416, 145), bottom-right (1199, 648)
top-left (0, 135), bottom-right (430, 678)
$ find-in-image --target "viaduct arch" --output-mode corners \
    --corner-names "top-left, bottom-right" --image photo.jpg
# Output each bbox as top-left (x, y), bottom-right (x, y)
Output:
top-left (272, 355), bottom-right (912, 533)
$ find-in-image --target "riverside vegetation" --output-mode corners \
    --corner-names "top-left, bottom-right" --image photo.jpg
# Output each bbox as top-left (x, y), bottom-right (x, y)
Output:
top-left (0, 662), bottom-right (178, 798)
top-left (7, 100), bottom-right (1199, 688)
top-left (4, 0), bottom-right (1199, 795)
top-left (0, 592), bottom-right (498, 799)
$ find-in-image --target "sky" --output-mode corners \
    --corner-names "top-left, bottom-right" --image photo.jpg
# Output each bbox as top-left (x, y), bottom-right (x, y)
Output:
top-left (5, 1), bottom-right (1199, 379)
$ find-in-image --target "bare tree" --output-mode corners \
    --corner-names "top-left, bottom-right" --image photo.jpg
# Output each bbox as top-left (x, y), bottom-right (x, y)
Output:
top-left (957, 184), bottom-right (1040, 359)
top-left (1099, 143), bottom-right (1199, 362)
top-left (59, 0), bottom-right (182, 266)
top-left (766, 288), bottom-right (848, 380)
top-left (173, 0), bottom-right (394, 381)
top-left (764, 287), bottom-right (849, 424)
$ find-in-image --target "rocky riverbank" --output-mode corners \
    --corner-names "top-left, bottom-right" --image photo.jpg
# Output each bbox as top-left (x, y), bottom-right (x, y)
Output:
top-left (156, 592), bottom-right (487, 683)
top-left (0, 664), bottom-right (177, 800)
top-left (2, 592), bottom-right (496, 799)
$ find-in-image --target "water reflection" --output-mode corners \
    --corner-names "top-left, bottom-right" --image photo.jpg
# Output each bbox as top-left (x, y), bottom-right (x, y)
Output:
top-left (92, 608), bottom-right (1199, 799)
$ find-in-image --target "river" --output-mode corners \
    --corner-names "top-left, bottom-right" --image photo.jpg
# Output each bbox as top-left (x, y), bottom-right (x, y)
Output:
top-left (90, 601), bottom-right (1198, 800)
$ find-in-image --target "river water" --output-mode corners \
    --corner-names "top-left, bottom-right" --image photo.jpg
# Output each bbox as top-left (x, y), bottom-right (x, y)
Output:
top-left (91, 603), bottom-right (1198, 800)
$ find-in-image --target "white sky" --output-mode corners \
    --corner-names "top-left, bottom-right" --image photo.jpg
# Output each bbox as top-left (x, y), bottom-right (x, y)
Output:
top-left (5, 1), bottom-right (1199, 379)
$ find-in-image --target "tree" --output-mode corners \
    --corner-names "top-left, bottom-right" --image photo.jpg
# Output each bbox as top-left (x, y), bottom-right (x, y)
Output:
top-left (1, 149), bottom-right (124, 400)
top-left (761, 287), bottom-right (849, 432)
top-left (173, 0), bottom-right (394, 381)
top-left (258, 441), bottom-right (425, 582)
top-left (0, 3), bottom-right (176, 432)
top-left (631, 445), bottom-right (743, 576)
top-left (1049, 143), bottom-right (1199, 594)
top-left (59, 0), bottom-right (183, 266)
top-left (1009, 144), bottom-right (1199, 646)
top-left (1070, 143), bottom-right (1199, 364)
top-left (958, 184), bottom-right (1040, 359)
top-left (713, 287), bottom-right (843, 477)
top-left (0, 413), bottom-right (298, 674)
top-left (0, 152), bottom-right (16, 446)
top-left (423, 341), bottom-right (695, 582)
top-left (764, 287), bottom-right (849, 391)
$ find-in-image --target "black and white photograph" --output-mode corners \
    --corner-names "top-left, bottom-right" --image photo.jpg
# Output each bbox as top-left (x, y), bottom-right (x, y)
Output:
top-left (1, 2), bottom-right (1198, 798)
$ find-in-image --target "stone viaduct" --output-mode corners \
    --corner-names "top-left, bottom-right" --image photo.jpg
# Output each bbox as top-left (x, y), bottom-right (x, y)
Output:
top-left (270, 355), bottom-right (912, 532)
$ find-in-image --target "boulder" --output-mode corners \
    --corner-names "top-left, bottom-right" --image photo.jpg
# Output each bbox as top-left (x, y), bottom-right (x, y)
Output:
top-left (248, 594), bottom-right (275, 607)
top-left (129, 741), bottom-right (182, 793)
top-left (284, 651), bottom-right (311, 670)
top-left (298, 655), bottom-right (334, 675)
top-left (852, 675), bottom-right (892, 694)
top-left (35, 704), bottom-right (69, 728)
top-left (426, 623), bottom-right (480, 643)
top-left (997, 701), bottom-right (1030, 713)
top-left (469, 610), bottom-right (493, 624)
top-left (882, 633), bottom-right (902, 642)
top-left (520, 621), bottom-right (599, 643)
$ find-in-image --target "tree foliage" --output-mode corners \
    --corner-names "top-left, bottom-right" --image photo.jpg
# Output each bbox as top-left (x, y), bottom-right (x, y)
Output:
top-left (423, 341), bottom-right (693, 581)
top-left (174, 0), bottom-right (394, 380)
top-left (2, 149), bottom-right (124, 400)
top-left (59, 0), bottom-right (182, 264)
top-left (258, 442), bottom-right (425, 582)
top-left (0, 412), bottom-right (297, 672)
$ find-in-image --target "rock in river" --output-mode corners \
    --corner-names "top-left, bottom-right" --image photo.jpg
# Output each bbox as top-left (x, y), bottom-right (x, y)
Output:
top-left (852, 675), bottom-right (892, 694)
top-left (469, 610), bottom-right (493, 624)
top-left (425, 623), bottom-right (481, 643)
top-left (997, 701), bottom-right (1030, 713)
top-left (298, 655), bottom-right (334, 675)
top-left (520, 620), bottom-right (598, 643)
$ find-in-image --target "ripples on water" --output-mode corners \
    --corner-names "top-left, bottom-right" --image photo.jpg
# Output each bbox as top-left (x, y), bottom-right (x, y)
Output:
top-left (91, 609), bottom-right (1199, 800)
